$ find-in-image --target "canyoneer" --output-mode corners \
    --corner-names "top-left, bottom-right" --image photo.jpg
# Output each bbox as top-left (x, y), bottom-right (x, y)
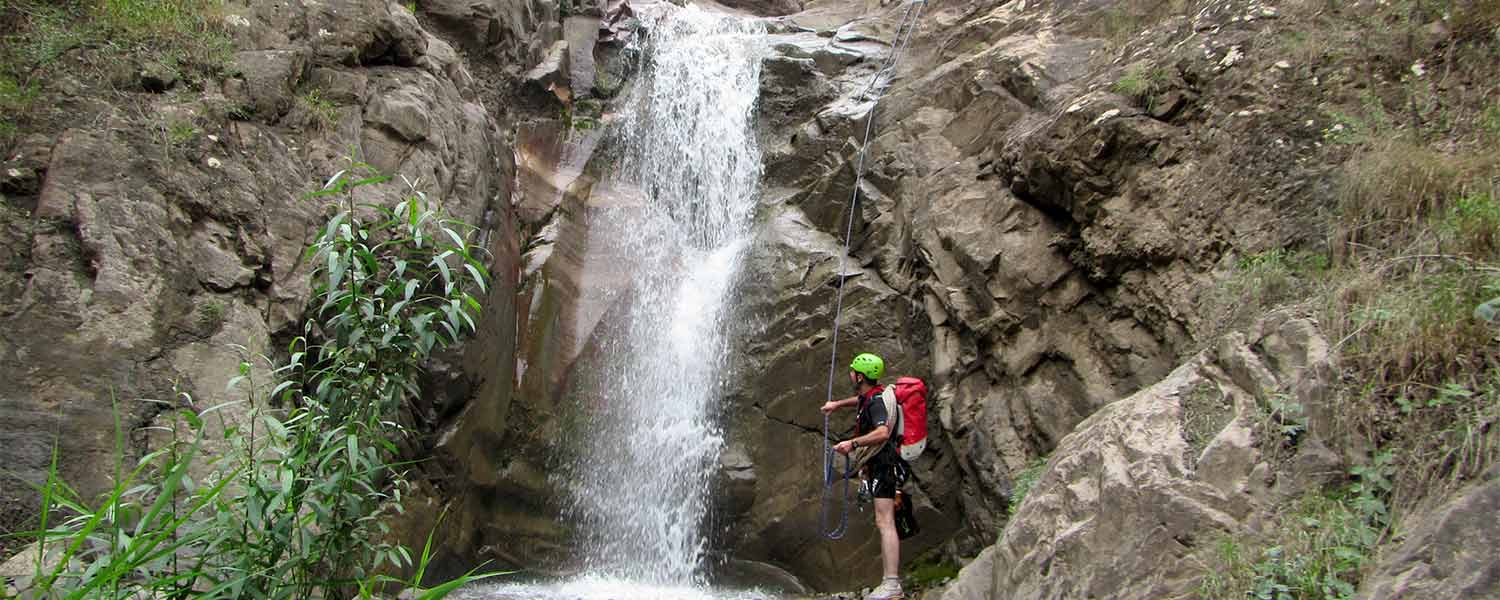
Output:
top-left (823, 352), bottom-right (909, 600)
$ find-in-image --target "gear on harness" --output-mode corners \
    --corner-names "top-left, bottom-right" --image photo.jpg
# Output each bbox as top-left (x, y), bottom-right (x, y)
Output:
top-left (819, 0), bottom-right (927, 542)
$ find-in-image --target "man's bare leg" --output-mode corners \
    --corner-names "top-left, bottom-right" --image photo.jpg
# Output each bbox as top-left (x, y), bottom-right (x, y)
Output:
top-left (874, 497), bottom-right (899, 577)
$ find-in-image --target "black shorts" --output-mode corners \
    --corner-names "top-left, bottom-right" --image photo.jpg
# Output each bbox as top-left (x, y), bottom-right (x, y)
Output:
top-left (864, 460), bottom-right (908, 499)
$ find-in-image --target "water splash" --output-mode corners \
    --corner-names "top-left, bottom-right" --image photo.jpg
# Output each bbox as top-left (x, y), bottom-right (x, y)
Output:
top-left (453, 575), bottom-right (773, 600)
top-left (561, 4), bottom-right (765, 588)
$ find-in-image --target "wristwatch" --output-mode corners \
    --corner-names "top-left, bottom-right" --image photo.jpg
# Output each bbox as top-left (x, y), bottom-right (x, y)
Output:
top-left (850, 440), bottom-right (859, 449)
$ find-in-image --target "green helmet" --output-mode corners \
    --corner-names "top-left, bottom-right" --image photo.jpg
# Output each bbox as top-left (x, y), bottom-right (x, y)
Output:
top-left (849, 353), bottom-right (885, 381)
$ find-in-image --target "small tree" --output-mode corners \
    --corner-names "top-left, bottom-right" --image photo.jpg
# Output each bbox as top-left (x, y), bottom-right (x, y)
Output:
top-left (18, 162), bottom-right (493, 599)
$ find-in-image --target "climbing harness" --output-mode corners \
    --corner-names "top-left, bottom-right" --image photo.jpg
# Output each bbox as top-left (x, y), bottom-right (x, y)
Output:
top-left (819, 0), bottom-right (928, 542)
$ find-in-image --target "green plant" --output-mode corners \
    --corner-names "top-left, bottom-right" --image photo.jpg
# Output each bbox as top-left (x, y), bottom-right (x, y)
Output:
top-left (302, 89), bottom-right (340, 130)
top-left (14, 162), bottom-right (495, 599)
top-left (198, 298), bottom-right (226, 329)
top-left (1197, 483), bottom-right (1388, 600)
top-left (1481, 101), bottom-right (1500, 136)
top-left (1111, 63), bottom-right (1170, 106)
top-left (167, 120), bottom-right (197, 146)
top-left (1442, 192), bottom-right (1500, 257)
top-left (1007, 455), bottom-right (1047, 517)
top-left (904, 554), bottom-right (960, 590)
top-left (560, 100), bottom-right (601, 132)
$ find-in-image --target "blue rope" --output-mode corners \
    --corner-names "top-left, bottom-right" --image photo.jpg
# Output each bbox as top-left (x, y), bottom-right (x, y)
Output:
top-left (819, 0), bottom-right (927, 542)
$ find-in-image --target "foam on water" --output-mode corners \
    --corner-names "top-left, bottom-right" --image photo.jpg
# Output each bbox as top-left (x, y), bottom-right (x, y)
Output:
top-left (452, 576), bottom-right (777, 600)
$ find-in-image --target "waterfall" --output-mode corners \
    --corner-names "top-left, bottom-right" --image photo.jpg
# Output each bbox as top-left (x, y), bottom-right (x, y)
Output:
top-left (566, 4), bottom-right (765, 587)
top-left (454, 6), bottom-right (767, 599)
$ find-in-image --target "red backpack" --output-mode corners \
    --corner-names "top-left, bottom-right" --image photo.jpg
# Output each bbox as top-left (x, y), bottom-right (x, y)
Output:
top-left (885, 377), bottom-right (929, 461)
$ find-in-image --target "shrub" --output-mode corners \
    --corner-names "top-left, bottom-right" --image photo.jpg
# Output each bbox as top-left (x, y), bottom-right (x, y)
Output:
top-left (13, 163), bottom-right (495, 599)
top-left (1197, 467), bottom-right (1392, 600)
top-left (1111, 63), bottom-right (1170, 106)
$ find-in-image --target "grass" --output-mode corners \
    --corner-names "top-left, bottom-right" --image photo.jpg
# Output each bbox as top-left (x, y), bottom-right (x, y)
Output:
top-left (302, 89), bottom-right (340, 130)
top-left (1111, 63), bottom-right (1171, 107)
top-left (1187, 6), bottom-right (1500, 591)
top-left (1087, 0), bottom-right (1192, 48)
top-left (1007, 455), bottom-right (1048, 517)
top-left (1197, 488), bottom-right (1386, 600)
top-left (197, 298), bottom-right (225, 329)
top-left (0, 0), bottom-right (232, 144)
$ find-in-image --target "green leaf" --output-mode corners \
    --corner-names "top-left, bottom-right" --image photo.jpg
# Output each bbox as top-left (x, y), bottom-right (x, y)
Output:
top-left (464, 263), bottom-right (488, 293)
top-left (329, 250), bottom-right (346, 290)
top-left (1475, 297), bottom-right (1500, 323)
top-left (434, 254), bottom-right (452, 288)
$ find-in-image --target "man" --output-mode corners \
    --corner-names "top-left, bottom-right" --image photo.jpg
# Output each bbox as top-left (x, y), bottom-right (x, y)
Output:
top-left (822, 352), bottom-right (906, 600)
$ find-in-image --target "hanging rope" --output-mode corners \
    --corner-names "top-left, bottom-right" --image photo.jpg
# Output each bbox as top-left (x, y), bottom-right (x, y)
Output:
top-left (819, 0), bottom-right (927, 542)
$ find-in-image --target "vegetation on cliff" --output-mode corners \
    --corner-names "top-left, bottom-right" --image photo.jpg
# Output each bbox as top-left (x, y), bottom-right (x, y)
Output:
top-left (8, 165), bottom-right (493, 598)
top-left (1185, 1), bottom-right (1500, 597)
top-left (0, 0), bottom-right (233, 144)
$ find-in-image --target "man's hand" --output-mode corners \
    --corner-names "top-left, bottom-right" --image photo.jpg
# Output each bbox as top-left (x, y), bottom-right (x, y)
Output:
top-left (833, 440), bottom-right (855, 455)
top-left (821, 401), bottom-right (841, 414)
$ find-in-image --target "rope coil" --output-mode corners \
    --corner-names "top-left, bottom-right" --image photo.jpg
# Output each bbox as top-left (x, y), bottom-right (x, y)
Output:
top-left (819, 0), bottom-right (927, 542)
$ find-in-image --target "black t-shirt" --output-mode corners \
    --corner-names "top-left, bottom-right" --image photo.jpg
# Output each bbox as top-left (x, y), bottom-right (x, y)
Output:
top-left (855, 385), bottom-right (901, 466)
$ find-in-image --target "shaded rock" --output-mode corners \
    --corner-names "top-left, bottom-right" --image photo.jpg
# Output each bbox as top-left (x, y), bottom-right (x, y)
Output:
top-left (306, 0), bottom-right (428, 67)
top-left (188, 221), bottom-right (255, 292)
top-left (139, 62), bottom-right (179, 93)
top-left (1360, 467), bottom-right (1500, 600)
top-left (306, 67), bottom-right (370, 105)
top-left (718, 200), bottom-right (960, 590)
top-left (225, 49), bottom-right (308, 120)
top-left (367, 85), bottom-right (433, 142)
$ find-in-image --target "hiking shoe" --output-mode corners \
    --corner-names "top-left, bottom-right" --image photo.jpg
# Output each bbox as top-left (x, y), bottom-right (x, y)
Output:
top-left (866, 577), bottom-right (903, 600)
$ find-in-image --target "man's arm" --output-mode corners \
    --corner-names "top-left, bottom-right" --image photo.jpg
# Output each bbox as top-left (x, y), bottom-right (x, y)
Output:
top-left (820, 395), bottom-right (859, 414)
top-left (834, 424), bottom-right (890, 455)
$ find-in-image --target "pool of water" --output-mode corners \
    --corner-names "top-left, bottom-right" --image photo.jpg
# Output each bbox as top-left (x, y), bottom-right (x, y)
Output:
top-left (450, 575), bottom-right (782, 600)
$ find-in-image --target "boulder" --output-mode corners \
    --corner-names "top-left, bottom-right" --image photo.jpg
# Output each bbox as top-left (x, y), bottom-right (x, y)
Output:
top-left (936, 316), bottom-right (1335, 600)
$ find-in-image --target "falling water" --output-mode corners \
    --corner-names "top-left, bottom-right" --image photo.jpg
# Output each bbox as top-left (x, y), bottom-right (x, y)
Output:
top-left (455, 7), bottom-right (767, 597)
top-left (564, 6), bottom-right (766, 585)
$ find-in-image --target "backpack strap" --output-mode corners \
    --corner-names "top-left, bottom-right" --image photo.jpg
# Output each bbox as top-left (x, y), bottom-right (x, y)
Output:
top-left (881, 385), bottom-right (902, 448)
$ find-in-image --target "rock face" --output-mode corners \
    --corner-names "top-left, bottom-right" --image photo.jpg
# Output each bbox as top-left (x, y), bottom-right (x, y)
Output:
top-left (937, 316), bottom-right (1335, 600)
top-left (0, 0), bottom-right (518, 563)
top-left (5, 0), bottom-right (1492, 594)
top-left (731, 0), bottom-right (1364, 589)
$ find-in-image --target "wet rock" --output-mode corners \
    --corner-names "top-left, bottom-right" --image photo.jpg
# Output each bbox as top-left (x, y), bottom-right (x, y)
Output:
top-left (563, 16), bottom-right (600, 99)
top-left (527, 40), bottom-right (571, 101)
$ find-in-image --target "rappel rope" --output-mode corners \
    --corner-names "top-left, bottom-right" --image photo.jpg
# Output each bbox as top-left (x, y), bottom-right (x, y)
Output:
top-left (819, 0), bottom-right (927, 542)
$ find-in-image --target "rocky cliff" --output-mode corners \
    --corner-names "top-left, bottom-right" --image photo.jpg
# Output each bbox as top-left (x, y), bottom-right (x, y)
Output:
top-left (0, 0), bottom-right (536, 563)
top-left (4, 0), bottom-right (1497, 596)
